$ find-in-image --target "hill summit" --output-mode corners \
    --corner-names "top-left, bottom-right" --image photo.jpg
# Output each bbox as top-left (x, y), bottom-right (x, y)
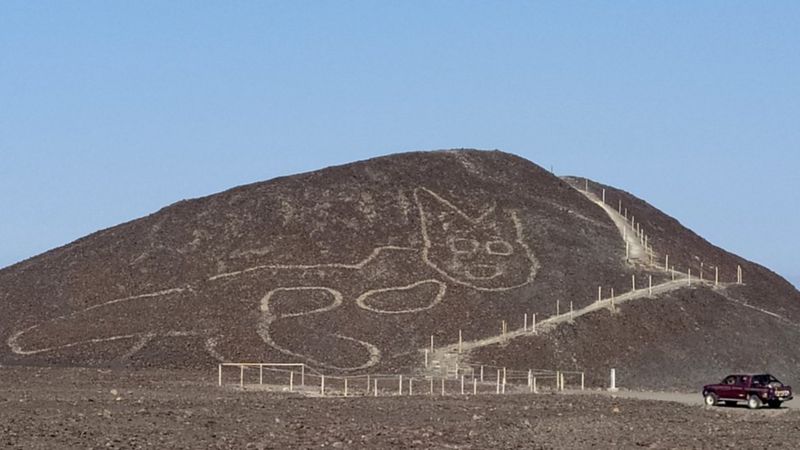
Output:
top-left (2, 150), bottom-right (798, 388)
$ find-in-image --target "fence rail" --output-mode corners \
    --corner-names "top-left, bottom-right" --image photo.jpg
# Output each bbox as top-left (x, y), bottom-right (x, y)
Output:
top-left (218, 362), bottom-right (585, 397)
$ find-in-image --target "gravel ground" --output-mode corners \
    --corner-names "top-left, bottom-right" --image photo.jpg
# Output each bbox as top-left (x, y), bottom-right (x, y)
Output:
top-left (2, 367), bottom-right (800, 449)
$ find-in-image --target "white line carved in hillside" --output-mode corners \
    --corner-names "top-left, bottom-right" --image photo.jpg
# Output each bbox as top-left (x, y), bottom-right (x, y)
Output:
top-left (257, 287), bottom-right (381, 371)
top-left (9, 187), bottom-right (540, 372)
top-left (355, 280), bottom-right (447, 314)
top-left (7, 287), bottom-right (192, 355)
top-left (253, 187), bottom-right (538, 370)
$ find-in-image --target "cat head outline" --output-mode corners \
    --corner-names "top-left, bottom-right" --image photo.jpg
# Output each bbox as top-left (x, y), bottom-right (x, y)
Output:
top-left (413, 187), bottom-right (539, 291)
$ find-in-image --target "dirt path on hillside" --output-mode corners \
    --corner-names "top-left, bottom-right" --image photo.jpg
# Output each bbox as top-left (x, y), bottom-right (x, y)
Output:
top-left (425, 277), bottom-right (715, 376)
top-left (424, 182), bottom-right (794, 378)
top-left (578, 188), bottom-right (650, 264)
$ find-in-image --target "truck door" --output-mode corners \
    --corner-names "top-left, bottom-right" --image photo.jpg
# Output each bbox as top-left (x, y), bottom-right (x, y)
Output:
top-left (733, 375), bottom-right (750, 400)
top-left (718, 375), bottom-right (737, 399)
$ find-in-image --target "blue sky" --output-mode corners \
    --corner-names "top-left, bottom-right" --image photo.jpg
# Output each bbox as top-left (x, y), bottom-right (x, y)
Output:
top-left (1, 1), bottom-right (798, 287)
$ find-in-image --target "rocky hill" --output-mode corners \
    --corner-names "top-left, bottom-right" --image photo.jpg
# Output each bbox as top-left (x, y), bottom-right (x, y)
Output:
top-left (1, 150), bottom-right (798, 389)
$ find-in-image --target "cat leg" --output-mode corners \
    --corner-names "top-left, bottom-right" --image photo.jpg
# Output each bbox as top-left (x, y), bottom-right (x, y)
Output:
top-left (7, 287), bottom-right (198, 358)
top-left (355, 279), bottom-right (446, 314)
top-left (257, 286), bottom-right (381, 371)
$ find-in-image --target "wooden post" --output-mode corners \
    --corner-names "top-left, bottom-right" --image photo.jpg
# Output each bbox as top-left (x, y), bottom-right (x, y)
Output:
top-left (528, 369), bottom-right (532, 388)
top-left (569, 301), bottom-right (574, 320)
top-left (424, 349), bottom-right (429, 368)
top-left (631, 274), bottom-right (636, 291)
top-left (581, 372), bottom-right (585, 391)
top-left (556, 299), bottom-right (560, 316)
top-left (259, 365), bottom-right (263, 385)
top-left (480, 365), bottom-right (484, 382)
top-left (430, 378), bottom-right (434, 395)
top-left (473, 377), bottom-right (477, 395)
top-left (301, 365), bottom-right (305, 387)
top-left (624, 207), bottom-right (628, 219)
top-left (533, 377), bottom-right (538, 394)
top-left (344, 378), bottom-right (348, 397)
top-left (737, 265), bottom-right (743, 284)
top-left (374, 378), bottom-right (378, 397)
top-left (532, 314), bottom-right (536, 333)
top-left (523, 313), bottom-right (527, 332)
top-left (496, 370), bottom-right (501, 394)
top-left (671, 266), bottom-right (675, 281)
top-left (602, 188), bottom-right (606, 203)
top-left (441, 378), bottom-right (445, 396)
top-left (461, 375), bottom-right (465, 395)
top-left (239, 365), bottom-right (244, 388)
top-left (399, 375), bottom-right (403, 396)
top-left (700, 262), bottom-right (704, 281)
top-left (430, 335), bottom-right (434, 354)
top-left (648, 275), bottom-right (653, 296)
top-left (409, 377), bottom-right (413, 396)
top-left (715, 266), bottom-right (719, 286)
top-left (555, 371), bottom-right (560, 390)
top-left (585, 178), bottom-right (588, 191)
top-left (665, 254), bottom-right (669, 271)
top-left (598, 286), bottom-right (602, 302)
top-left (289, 371), bottom-right (294, 392)
top-left (458, 330), bottom-right (463, 354)
top-left (218, 364), bottom-right (222, 387)
top-left (561, 372), bottom-right (565, 391)
top-left (366, 375), bottom-right (370, 394)
top-left (320, 375), bottom-right (325, 396)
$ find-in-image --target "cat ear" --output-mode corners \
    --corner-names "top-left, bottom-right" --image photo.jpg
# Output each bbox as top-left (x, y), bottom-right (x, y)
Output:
top-left (488, 209), bottom-right (524, 242)
top-left (414, 188), bottom-right (497, 226)
top-left (414, 188), bottom-right (464, 233)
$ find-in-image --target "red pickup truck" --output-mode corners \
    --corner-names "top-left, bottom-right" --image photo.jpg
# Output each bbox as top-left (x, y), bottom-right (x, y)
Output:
top-left (703, 374), bottom-right (793, 409)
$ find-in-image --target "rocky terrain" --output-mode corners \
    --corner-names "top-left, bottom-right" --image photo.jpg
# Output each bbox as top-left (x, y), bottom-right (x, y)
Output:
top-left (3, 366), bottom-right (800, 449)
top-left (1, 149), bottom-right (798, 390)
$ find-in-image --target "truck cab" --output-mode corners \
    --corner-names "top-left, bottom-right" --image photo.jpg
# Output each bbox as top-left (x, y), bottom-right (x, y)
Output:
top-left (703, 373), bottom-right (793, 409)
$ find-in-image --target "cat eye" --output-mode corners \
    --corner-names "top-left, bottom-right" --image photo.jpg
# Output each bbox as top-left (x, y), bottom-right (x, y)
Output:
top-left (449, 238), bottom-right (479, 254)
top-left (486, 240), bottom-right (513, 255)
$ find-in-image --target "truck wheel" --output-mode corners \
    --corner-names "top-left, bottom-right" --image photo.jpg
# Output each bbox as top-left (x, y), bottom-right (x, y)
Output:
top-left (747, 395), bottom-right (762, 410)
top-left (704, 392), bottom-right (718, 406)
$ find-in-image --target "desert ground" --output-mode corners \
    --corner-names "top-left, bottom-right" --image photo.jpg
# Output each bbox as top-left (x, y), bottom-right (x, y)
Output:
top-left (2, 366), bottom-right (799, 449)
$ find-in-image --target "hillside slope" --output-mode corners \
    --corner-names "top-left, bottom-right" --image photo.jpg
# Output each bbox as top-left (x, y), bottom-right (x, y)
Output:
top-left (471, 178), bottom-right (800, 388)
top-left (1, 150), bottom-right (797, 389)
